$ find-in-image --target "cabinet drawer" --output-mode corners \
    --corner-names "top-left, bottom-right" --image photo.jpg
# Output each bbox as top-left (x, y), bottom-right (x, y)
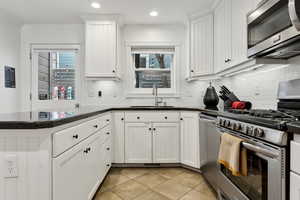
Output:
top-left (291, 141), bottom-right (300, 174)
top-left (53, 116), bottom-right (110, 157)
top-left (125, 112), bottom-right (179, 122)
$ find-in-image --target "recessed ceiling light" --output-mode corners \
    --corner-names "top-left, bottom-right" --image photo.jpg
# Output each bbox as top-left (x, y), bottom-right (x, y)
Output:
top-left (149, 11), bottom-right (159, 17)
top-left (91, 1), bottom-right (101, 9)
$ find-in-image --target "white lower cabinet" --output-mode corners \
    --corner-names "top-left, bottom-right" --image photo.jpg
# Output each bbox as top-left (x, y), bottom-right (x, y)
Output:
top-left (290, 172), bottom-right (300, 199)
top-left (113, 112), bottom-right (125, 163)
top-left (153, 123), bottom-right (180, 163)
top-left (180, 112), bottom-right (200, 168)
top-left (124, 121), bottom-right (180, 164)
top-left (53, 123), bottom-right (112, 200)
top-left (125, 123), bottom-right (152, 163)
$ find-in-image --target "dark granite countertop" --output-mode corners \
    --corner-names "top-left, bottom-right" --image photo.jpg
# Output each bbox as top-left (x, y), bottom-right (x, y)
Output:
top-left (0, 106), bottom-right (219, 129)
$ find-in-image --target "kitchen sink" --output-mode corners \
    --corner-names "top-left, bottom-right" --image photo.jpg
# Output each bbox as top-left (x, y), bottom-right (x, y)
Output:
top-left (130, 106), bottom-right (175, 108)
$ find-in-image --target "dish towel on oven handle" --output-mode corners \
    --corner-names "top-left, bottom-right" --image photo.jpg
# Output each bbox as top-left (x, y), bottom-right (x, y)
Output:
top-left (218, 133), bottom-right (248, 176)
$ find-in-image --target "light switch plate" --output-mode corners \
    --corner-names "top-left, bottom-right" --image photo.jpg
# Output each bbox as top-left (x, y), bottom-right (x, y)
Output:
top-left (4, 154), bottom-right (18, 178)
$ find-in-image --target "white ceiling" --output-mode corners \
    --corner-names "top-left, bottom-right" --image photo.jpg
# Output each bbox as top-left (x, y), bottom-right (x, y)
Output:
top-left (0, 0), bottom-right (216, 24)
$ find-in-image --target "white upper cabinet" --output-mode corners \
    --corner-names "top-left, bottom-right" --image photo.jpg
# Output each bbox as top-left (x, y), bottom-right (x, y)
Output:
top-left (85, 21), bottom-right (119, 79)
top-left (214, 0), bottom-right (255, 73)
top-left (190, 14), bottom-right (214, 77)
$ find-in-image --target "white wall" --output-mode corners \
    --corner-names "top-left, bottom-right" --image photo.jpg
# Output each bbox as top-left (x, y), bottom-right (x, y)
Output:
top-left (0, 10), bottom-right (21, 113)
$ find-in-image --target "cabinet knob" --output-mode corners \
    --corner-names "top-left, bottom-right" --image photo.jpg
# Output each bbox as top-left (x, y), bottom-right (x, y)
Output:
top-left (191, 70), bottom-right (194, 73)
top-left (106, 132), bottom-right (110, 135)
top-left (121, 118), bottom-right (124, 121)
top-left (94, 125), bottom-right (98, 128)
top-left (180, 118), bottom-right (183, 121)
top-left (73, 134), bottom-right (79, 139)
top-left (106, 147), bottom-right (110, 151)
top-left (106, 119), bottom-right (110, 122)
top-left (112, 70), bottom-right (116, 73)
top-left (164, 116), bottom-right (168, 119)
top-left (106, 164), bottom-right (110, 167)
top-left (153, 128), bottom-right (156, 131)
top-left (137, 116), bottom-right (140, 119)
top-left (149, 128), bottom-right (152, 131)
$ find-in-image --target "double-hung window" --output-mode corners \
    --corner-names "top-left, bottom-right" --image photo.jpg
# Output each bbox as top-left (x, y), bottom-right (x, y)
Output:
top-left (129, 46), bottom-right (176, 95)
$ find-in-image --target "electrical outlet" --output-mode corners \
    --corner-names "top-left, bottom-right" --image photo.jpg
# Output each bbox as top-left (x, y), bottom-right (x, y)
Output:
top-left (4, 154), bottom-right (18, 178)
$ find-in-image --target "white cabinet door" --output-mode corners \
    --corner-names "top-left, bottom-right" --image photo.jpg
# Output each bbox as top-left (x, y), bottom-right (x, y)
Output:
top-left (153, 123), bottom-right (180, 163)
top-left (125, 123), bottom-right (152, 163)
top-left (53, 131), bottom-right (109, 200)
top-left (85, 134), bottom-right (109, 200)
top-left (214, 0), bottom-right (227, 73)
top-left (230, 0), bottom-right (253, 67)
top-left (190, 14), bottom-right (214, 77)
top-left (180, 112), bottom-right (200, 168)
top-left (113, 112), bottom-right (125, 163)
top-left (53, 139), bottom-right (88, 200)
top-left (290, 172), bottom-right (300, 200)
top-left (223, 0), bottom-right (232, 70)
top-left (85, 21), bottom-right (117, 78)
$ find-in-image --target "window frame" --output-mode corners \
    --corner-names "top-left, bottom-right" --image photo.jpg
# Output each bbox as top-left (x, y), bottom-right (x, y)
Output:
top-left (30, 44), bottom-right (81, 111)
top-left (125, 42), bottom-right (180, 97)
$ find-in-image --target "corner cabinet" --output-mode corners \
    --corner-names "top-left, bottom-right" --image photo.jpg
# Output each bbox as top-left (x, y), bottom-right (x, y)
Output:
top-left (85, 21), bottom-right (120, 79)
top-left (189, 14), bottom-right (214, 77)
top-left (180, 112), bottom-right (200, 168)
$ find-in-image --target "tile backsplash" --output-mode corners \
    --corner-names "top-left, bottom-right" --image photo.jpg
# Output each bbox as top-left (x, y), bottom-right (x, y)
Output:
top-left (215, 56), bottom-right (300, 110)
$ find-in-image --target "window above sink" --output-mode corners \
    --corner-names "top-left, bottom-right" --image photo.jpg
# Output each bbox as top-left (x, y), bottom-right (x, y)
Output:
top-left (125, 43), bottom-right (180, 97)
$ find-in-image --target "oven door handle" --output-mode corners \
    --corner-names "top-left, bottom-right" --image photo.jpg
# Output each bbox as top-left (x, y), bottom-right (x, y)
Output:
top-left (242, 142), bottom-right (279, 159)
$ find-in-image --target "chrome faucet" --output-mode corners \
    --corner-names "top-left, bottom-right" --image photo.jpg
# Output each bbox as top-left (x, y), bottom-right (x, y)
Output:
top-left (152, 84), bottom-right (163, 107)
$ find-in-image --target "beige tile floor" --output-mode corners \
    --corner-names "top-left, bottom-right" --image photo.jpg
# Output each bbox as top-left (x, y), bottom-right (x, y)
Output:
top-left (93, 167), bottom-right (217, 200)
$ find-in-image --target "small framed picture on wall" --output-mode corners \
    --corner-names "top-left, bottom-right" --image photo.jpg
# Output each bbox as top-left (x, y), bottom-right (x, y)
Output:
top-left (4, 66), bottom-right (16, 88)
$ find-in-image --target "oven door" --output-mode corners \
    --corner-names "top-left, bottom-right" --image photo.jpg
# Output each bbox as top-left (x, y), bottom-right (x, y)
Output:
top-left (247, 0), bottom-right (300, 58)
top-left (217, 129), bottom-right (286, 200)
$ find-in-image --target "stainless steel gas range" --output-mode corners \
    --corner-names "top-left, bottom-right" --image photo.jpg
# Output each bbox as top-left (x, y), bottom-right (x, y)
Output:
top-left (216, 113), bottom-right (289, 200)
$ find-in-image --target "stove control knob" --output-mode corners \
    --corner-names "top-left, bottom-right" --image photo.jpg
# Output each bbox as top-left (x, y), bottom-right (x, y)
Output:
top-left (226, 121), bottom-right (231, 128)
top-left (246, 126), bottom-right (253, 135)
top-left (257, 128), bottom-right (265, 137)
top-left (232, 123), bottom-right (237, 130)
top-left (237, 123), bottom-right (242, 131)
top-left (253, 128), bottom-right (259, 137)
top-left (218, 119), bottom-right (223, 125)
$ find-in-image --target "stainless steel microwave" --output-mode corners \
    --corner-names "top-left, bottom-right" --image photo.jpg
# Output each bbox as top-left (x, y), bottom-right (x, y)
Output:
top-left (247, 0), bottom-right (300, 59)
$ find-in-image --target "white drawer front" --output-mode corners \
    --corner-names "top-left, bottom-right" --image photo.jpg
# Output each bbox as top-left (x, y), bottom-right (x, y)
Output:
top-left (125, 112), bottom-right (179, 122)
top-left (291, 141), bottom-right (300, 174)
top-left (53, 115), bottom-right (111, 157)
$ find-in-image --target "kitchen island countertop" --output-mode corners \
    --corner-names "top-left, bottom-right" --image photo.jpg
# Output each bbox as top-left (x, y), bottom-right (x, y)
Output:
top-left (0, 106), bottom-right (219, 129)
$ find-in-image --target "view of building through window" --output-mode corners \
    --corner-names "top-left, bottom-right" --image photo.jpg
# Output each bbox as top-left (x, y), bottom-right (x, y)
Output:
top-left (38, 52), bottom-right (76, 100)
top-left (134, 53), bottom-right (173, 89)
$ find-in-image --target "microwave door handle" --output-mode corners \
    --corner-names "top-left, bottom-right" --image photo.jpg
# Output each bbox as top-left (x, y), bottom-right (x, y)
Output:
top-left (242, 142), bottom-right (279, 159)
top-left (289, 0), bottom-right (300, 31)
